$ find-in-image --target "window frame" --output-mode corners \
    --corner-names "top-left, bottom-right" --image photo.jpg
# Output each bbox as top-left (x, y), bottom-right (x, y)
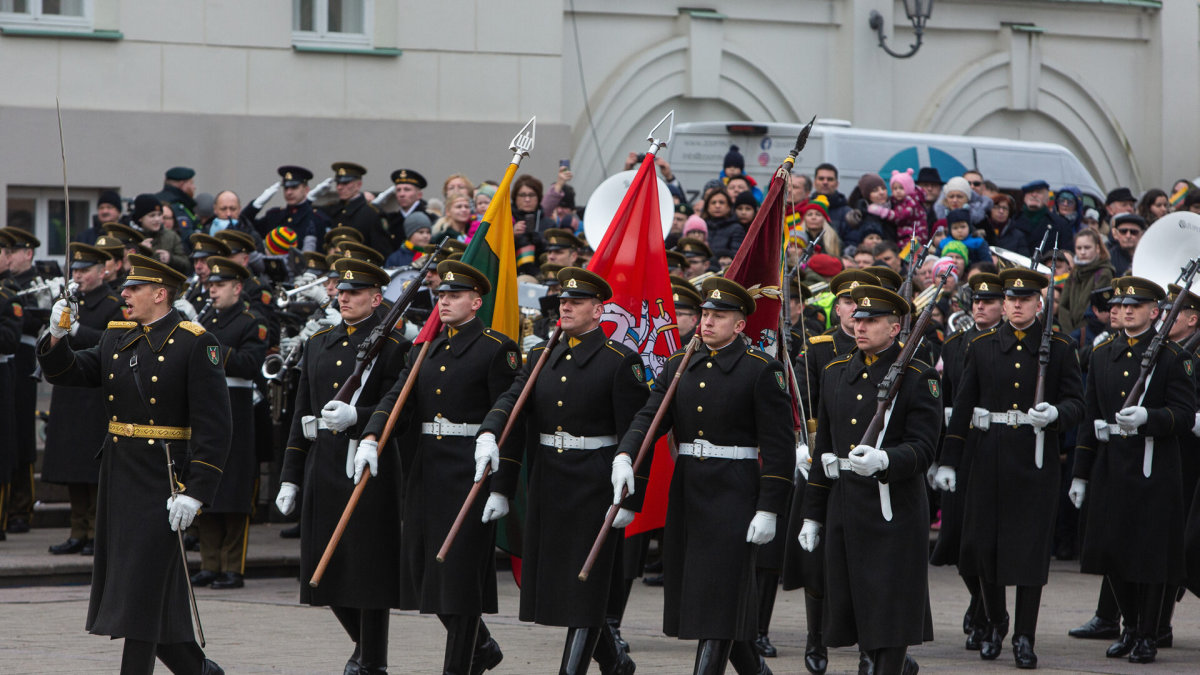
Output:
top-left (0, 0), bottom-right (93, 32)
top-left (292, 0), bottom-right (373, 50)
top-left (6, 186), bottom-right (101, 260)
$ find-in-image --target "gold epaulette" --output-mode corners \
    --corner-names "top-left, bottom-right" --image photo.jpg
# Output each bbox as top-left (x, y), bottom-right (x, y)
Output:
top-left (808, 335), bottom-right (834, 345)
top-left (178, 321), bottom-right (206, 336)
top-left (107, 321), bottom-right (137, 330)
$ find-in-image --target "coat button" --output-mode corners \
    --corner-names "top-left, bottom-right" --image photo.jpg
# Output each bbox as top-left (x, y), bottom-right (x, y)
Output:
top-left (113, 436), bottom-right (119, 442)
top-left (150, 398), bottom-right (156, 404)
top-left (113, 354), bottom-right (118, 360)
top-left (556, 426), bottom-right (563, 431)
top-left (699, 382), bottom-right (706, 388)
top-left (1013, 403), bottom-right (1019, 409)
top-left (561, 376), bottom-right (567, 382)
top-left (856, 394), bottom-right (862, 400)
top-left (151, 376), bottom-right (158, 382)
top-left (169, 338), bottom-right (174, 344)
top-left (566, 355), bottom-right (572, 360)
top-left (851, 418), bottom-right (857, 424)
top-left (109, 373), bottom-right (114, 379)
top-left (862, 373), bottom-right (868, 379)
top-left (706, 362), bottom-right (712, 368)
top-left (1014, 363), bottom-right (1021, 369)
top-left (1013, 382), bottom-right (1020, 389)
top-left (1123, 371), bottom-right (1129, 377)
top-left (440, 366), bottom-right (446, 371)
top-left (557, 448), bottom-right (564, 453)
top-left (333, 382), bottom-right (339, 388)
top-left (557, 401), bottom-right (563, 407)
top-left (108, 395), bottom-right (114, 401)
top-left (436, 389), bottom-right (441, 395)
top-left (147, 439), bottom-right (154, 445)
top-left (698, 430), bottom-right (704, 437)
top-left (336, 360), bottom-right (343, 366)
top-left (1127, 352), bottom-right (1133, 358)
top-left (112, 416), bottom-right (117, 421)
top-left (158, 355), bottom-right (165, 362)
top-left (343, 341), bottom-right (349, 347)
top-left (1017, 345), bottom-right (1023, 351)
top-left (697, 405), bottom-right (703, 412)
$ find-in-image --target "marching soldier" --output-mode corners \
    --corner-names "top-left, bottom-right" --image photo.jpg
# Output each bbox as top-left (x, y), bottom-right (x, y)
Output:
top-left (38, 253), bottom-right (230, 674)
top-left (937, 269), bottom-right (1085, 668)
top-left (476, 267), bottom-right (646, 674)
top-left (213, 229), bottom-right (274, 313)
top-left (1070, 276), bottom-right (1196, 664)
top-left (358, 260), bottom-right (519, 675)
top-left (1168, 283), bottom-right (1200, 644)
top-left (190, 258), bottom-right (269, 590)
top-left (94, 233), bottom-right (128, 286)
top-left (320, 162), bottom-right (392, 255)
top-left (275, 258), bottom-right (410, 675)
top-left (799, 284), bottom-right (941, 675)
top-left (671, 279), bottom-right (702, 344)
top-left (42, 244), bottom-right (124, 556)
top-left (616, 277), bottom-right (792, 675)
top-left (0, 244), bottom-right (22, 541)
top-left (241, 165), bottom-right (332, 251)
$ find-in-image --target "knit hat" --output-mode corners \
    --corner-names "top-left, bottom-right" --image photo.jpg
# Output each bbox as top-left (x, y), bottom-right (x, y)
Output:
top-left (733, 190), bottom-right (758, 209)
top-left (945, 208), bottom-right (970, 226)
top-left (683, 215), bottom-right (708, 236)
top-left (940, 239), bottom-right (969, 261)
top-left (857, 173), bottom-right (886, 197)
top-left (723, 145), bottom-right (745, 171)
top-left (800, 201), bottom-right (829, 222)
top-left (1083, 208), bottom-right (1100, 223)
top-left (476, 183), bottom-right (498, 199)
top-left (265, 226), bottom-right (298, 255)
top-left (943, 176), bottom-right (971, 198)
top-left (889, 168), bottom-right (915, 197)
top-left (131, 193), bottom-right (162, 224)
top-left (97, 190), bottom-right (122, 211)
top-left (404, 211), bottom-right (433, 238)
top-left (808, 253), bottom-right (843, 278)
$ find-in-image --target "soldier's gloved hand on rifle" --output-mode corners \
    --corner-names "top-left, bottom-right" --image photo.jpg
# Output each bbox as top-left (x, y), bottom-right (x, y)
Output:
top-left (1027, 402), bottom-right (1059, 431)
top-left (371, 185), bottom-right (396, 206)
top-left (473, 433), bottom-right (500, 482)
top-left (308, 177), bottom-right (335, 201)
top-left (481, 492), bottom-right (509, 523)
top-left (746, 511), bottom-right (777, 545)
top-left (1115, 406), bottom-right (1148, 433)
top-left (1192, 412), bottom-right (1200, 438)
top-left (166, 494), bottom-right (202, 531)
top-left (798, 519), bottom-right (822, 552)
top-left (173, 297), bottom-right (198, 321)
top-left (48, 299), bottom-right (77, 339)
top-left (321, 400), bottom-right (357, 432)
top-left (611, 453), bottom-right (635, 504)
top-left (934, 465), bottom-right (957, 492)
top-left (353, 438), bottom-right (379, 484)
top-left (252, 181), bottom-right (281, 209)
top-left (612, 508), bottom-right (636, 529)
top-left (795, 442), bottom-right (811, 480)
top-left (848, 444), bottom-right (889, 476)
top-left (1068, 478), bottom-right (1087, 509)
top-left (275, 482), bottom-right (299, 515)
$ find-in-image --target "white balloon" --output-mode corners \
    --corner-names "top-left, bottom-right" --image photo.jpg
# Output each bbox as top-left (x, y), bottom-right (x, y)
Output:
top-left (582, 169), bottom-right (674, 249)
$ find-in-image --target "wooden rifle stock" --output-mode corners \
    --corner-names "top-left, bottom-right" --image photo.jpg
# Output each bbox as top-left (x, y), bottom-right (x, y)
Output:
top-left (1120, 258), bottom-right (1200, 409)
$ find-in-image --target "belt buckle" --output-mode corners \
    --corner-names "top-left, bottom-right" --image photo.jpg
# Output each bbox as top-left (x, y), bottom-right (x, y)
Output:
top-left (551, 432), bottom-right (568, 450)
top-left (693, 438), bottom-right (712, 460)
top-left (123, 423), bottom-right (135, 436)
top-left (1007, 410), bottom-right (1020, 428)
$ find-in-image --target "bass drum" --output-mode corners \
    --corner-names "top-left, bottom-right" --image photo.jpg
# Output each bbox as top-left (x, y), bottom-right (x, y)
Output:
top-left (383, 266), bottom-right (422, 304)
top-left (582, 169), bottom-right (674, 249)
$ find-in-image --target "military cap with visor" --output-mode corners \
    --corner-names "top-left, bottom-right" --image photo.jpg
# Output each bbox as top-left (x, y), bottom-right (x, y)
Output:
top-left (543, 228), bottom-right (583, 251)
top-left (557, 267), bottom-right (612, 301)
top-left (969, 272), bottom-right (1004, 300)
top-left (69, 242), bottom-right (111, 269)
top-left (205, 256), bottom-right (251, 283)
top-left (324, 225), bottom-right (364, 248)
top-left (324, 253), bottom-right (343, 278)
top-left (0, 229), bottom-right (12, 247)
top-left (672, 282), bottom-right (703, 312)
top-left (851, 285), bottom-right (912, 319)
top-left (437, 260), bottom-right (491, 295)
top-left (339, 241), bottom-right (385, 266)
top-left (1168, 283), bottom-right (1200, 312)
top-left (864, 265), bottom-right (903, 292)
top-left (429, 239), bottom-right (466, 264)
top-left (214, 229), bottom-right (257, 254)
top-left (165, 166), bottom-right (195, 181)
top-left (333, 257), bottom-right (390, 290)
top-left (539, 262), bottom-right (564, 285)
top-left (676, 237), bottom-right (713, 260)
top-left (999, 268), bottom-right (1048, 296)
top-left (331, 162), bottom-right (367, 184)
top-left (665, 250), bottom-right (689, 273)
top-left (390, 169), bottom-right (428, 189)
top-left (700, 277), bottom-right (755, 315)
top-left (830, 269), bottom-right (878, 297)
top-left (123, 253), bottom-right (187, 290)
top-left (1111, 276), bottom-right (1166, 305)
top-left (0, 226), bottom-right (40, 249)
top-left (94, 234), bottom-right (126, 258)
top-left (189, 232), bottom-right (232, 259)
top-left (302, 250), bottom-right (331, 274)
top-left (277, 165), bottom-right (313, 187)
top-left (102, 221), bottom-right (143, 246)
top-left (787, 276), bottom-right (814, 301)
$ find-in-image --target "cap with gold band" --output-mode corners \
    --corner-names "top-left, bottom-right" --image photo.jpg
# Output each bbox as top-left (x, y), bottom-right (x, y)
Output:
top-left (437, 260), bottom-right (491, 295)
top-left (430, 239), bottom-right (466, 264)
top-left (205, 256), bottom-right (250, 282)
top-left (851, 284), bottom-right (912, 319)
top-left (339, 241), bottom-right (385, 266)
top-left (190, 233), bottom-right (232, 259)
top-left (214, 229), bottom-right (257, 255)
top-left (1168, 283), bottom-right (1200, 312)
top-left (324, 253), bottom-right (343, 278)
top-left (676, 237), bottom-right (713, 260)
top-left (969, 272), bottom-right (1004, 300)
top-left (69, 242), bottom-right (111, 269)
top-left (787, 277), bottom-right (814, 301)
top-left (543, 228), bottom-right (583, 252)
top-left (101, 221), bottom-right (142, 246)
top-left (999, 268), bottom-right (1048, 297)
top-left (700, 277), bottom-right (755, 315)
top-left (0, 227), bottom-right (39, 249)
top-left (332, 161), bottom-right (367, 184)
top-left (390, 168), bottom-right (427, 189)
top-left (830, 269), bottom-right (878, 297)
top-left (324, 225), bottom-right (364, 248)
top-left (666, 250), bottom-right (688, 273)
top-left (123, 253), bottom-right (188, 289)
top-left (334, 257), bottom-right (390, 290)
top-left (277, 165), bottom-right (313, 187)
top-left (672, 282), bottom-right (703, 311)
top-left (557, 267), bottom-right (612, 301)
top-left (540, 262), bottom-right (564, 286)
top-left (1111, 276), bottom-right (1166, 305)
top-left (864, 266), bottom-right (902, 292)
top-left (0, 230), bottom-right (12, 247)
top-left (302, 250), bottom-right (331, 274)
top-left (94, 234), bottom-right (126, 258)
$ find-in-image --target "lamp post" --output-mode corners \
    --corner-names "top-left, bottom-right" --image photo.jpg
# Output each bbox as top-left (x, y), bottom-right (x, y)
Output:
top-left (868, 0), bottom-right (934, 59)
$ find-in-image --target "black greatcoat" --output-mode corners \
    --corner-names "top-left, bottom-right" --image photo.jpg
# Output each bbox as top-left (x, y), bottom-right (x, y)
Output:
top-left (616, 339), bottom-right (793, 641)
top-left (941, 322), bottom-right (1084, 586)
top-left (362, 317), bottom-right (521, 616)
top-left (41, 283), bottom-right (124, 485)
top-left (199, 304), bottom-right (269, 513)
top-left (480, 328), bottom-right (650, 627)
top-left (321, 194), bottom-right (393, 256)
top-left (37, 310), bottom-right (232, 644)
top-left (280, 313), bottom-right (409, 609)
top-left (928, 325), bottom-right (980, 567)
top-left (1178, 340), bottom-right (1200, 596)
top-left (1074, 329), bottom-right (1195, 583)
top-left (802, 342), bottom-right (940, 651)
top-left (0, 287), bottom-right (22, 484)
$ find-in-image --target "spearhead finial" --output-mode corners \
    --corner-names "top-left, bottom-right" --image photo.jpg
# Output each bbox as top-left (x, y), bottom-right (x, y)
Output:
top-left (510, 116), bottom-right (536, 164)
top-left (646, 110), bottom-right (675, 155)
top-left (783, 115), bottom-right (817, 170)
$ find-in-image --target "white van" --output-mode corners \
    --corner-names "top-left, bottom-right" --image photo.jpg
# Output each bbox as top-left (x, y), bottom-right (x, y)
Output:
top-left (668, 120), bottom-right (1103, 205)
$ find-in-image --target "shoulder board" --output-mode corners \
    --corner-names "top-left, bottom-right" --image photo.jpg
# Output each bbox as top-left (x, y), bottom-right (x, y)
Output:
top-left (604, 341), bottom-right (628, 357)
top-left (1094, 334), bottom-right (1116, 349)
top-left (1163, 341), bottom-right (1185, 356)
top-left (825, 354), bottom-right (854, 369)
top-left (808, 335), bottom-right (834, 345)
top-left (480, 328), bottom-right (504, 344)
top-left (310, 326), bottom-right (335, 340)
top-left (105, 295), bottom-right (121, 304)
top-left (1051, 334), bottom-right (1073, 347)
top-left (970, 328), bottom-right (998, 344)
top-left (943, 331), bottom-right (964, 344)
top-left (745, 349), bottom-right (768, 363)
top-left (107, 320), bottom-right (138, 330)
top-left (906, 363), bottom-right (926, 374)
top-left (178, 321), bottom-right (206, 336)
top-left (668, 350), bottom-right (686, 361)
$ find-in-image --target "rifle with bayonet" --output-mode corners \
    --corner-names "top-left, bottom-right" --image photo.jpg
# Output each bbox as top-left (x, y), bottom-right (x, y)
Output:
top-left (898, 234), bottom-right (933, 342)
top-left (1031, 238), bottom-right (1059, 468)
top-left (1122, 257), bottom-right (1200, 411)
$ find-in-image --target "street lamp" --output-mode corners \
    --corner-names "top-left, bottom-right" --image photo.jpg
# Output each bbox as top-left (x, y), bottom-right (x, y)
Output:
top-left (868, 0), bottom-right (934, 59)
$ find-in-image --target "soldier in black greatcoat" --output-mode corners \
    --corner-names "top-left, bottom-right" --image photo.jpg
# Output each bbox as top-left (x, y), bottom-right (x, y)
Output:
top-left (241, 165), bottom-right (333, 251)
top-left (799, 284), bottom-right (941, 675)
top-left (0, 276), bottom-right (22, 539)
top-left (617, 277), bottom-right (793, 675)
top-left (1070, 276), bottom-right (1196, 664)
top-left (190, 258), bottom-right (269, 590)
top-left (320, 162), bottom-right (393, 256)
top-left (938, 269), bottom-right (1085, 669)
top-left (360, 260), bottom-right (519, 675)
top-left (1166, 283), bottom-right (1200, 642)
top-left (478, 267), bottom-right (646, 675)
top-left (276, 258), bottom-right (409, 675)
top-left (38, 254), bottom-right (230, 675)
top-left (43, 244), bottom-right (125, 556)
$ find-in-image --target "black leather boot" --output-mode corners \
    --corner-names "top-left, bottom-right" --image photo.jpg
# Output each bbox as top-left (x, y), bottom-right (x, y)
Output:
top-left (470, 620), bottom-right (503, 675)
top-left (606, 616), bottom-right (630, 655)
top-left (440, 614), bottom-right (480, 675)
top-left (358, 609), bottom-right (389, 674)
top-left (755, 571), bottom-right (779, 658)
top-left (1068, 615), bottom-right (1120, 639)
top-left (1129, 636), bottom-right (1157, 664)
top-left (1012, 635), bottom-right (1037, 669)
top-left (201, 659), bottom-right (225, 675)
top-left (980, 616), bottom-right (1008, 661)
top-left (729, 640), bottom-right (770, 675)
top-left (593, 621), bottom-right (636, 675)
top-left (1011, 586), bottom-right (1040, 669)
top-left (693, 639), bottom-right (733, 675)
top-left (872, 647), bottom-right (916, 675)
top-left (1106, 629), bottom-right (1136, 658)
top-left (803, 593), bottom-right (828, 674)
top-left (559, 627), bottom-right (601, 675)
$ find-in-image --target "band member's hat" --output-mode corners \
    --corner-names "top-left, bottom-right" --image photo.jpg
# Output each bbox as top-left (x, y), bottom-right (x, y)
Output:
top-left (334, 257), bottom-right (389, 290)
top-left (672, 282), bottom-right (703, 312)
top-left (123, 253), bottom-right (187, 290)
top-left (1111, 276), bottom-right (1165, 305)
top-left (1168, 283), bottom-right (1200, 312)
top-left (68, 242), bottom-right (110, 269)
top-left (557, 267), bottom-right (612, 301)
top-left (214, 229), bottom-right (257, 255)
top-left (277, 165), bottom-right (313, 187)
top-left (969, 272), bottom-right (1004, 300)
top-left (339, 241), bottom-right (385, 266)
top-left (390, 169), bottom-right (427, 189)
top-left (864, 266), bottom-right (902, 292)
top-left (205, 256), bottom-right (251, 282)
top-left (102, 221), bottom-right (143, 246)
top-left (437, 260), bottom-right (491, 295)
top-left (700, 277), bottom-right (755, 315)
top-left (543, 228), bottom-right (583, 252)
top-left (666, 250), bottom-right (689, 273)
top-left (676, 237), bottom-right (712, 260)
top-left (332, 162), bottom-right (367, 184)
top-left (851, 284), bottom-right (912, 319)
top-left (324, 226), bottom-right (364, 248)
top-left (0, 227), bottom-right (39, 249)
top-left (189, 233), bottom-right (231, 259)
top-left (999, 268), bottom-right (1048, 297)
top-left (830, 269), bottom-right (878, 297)
top-left (302, 251), bottom-right (331, 274)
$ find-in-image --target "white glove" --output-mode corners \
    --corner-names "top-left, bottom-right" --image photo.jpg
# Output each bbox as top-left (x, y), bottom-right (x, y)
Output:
top-left (321, 400), bottom-right (358, 432)
top-left (48, 299), bottom-right (76, 338)
top-left (371, 185), bottom-right (396, 206)
top-left (294, 271), bottom-right (318, 287)
top-left (795, 442), bottom-right (811, 479)
top-left (1116, 406), bottom-right (1148, 433)
top-left (300, 280), bottom-right (328, 304)
top-left (308, 177), bottom-right (335, 201)
top-left (1027, 402), bottom-right (1059, 430)
top-left (353, 439), bottom-right (379, 484)
top-left (746, 511), bottom-right (777, 545)
top-left (173, 297), bottom-right (198, 321)
top-left (276, 482), bottom-right (299, 515)
top-left (474, 432), bottom-right (500, 482)
top-left (1192, 412), bottom-right (1200, 438)
top-left (934, 465), bottom-right (957, 492)
top-left (612, 508), bottom-right (636, 529)
top-left (848, 444), bottom-right (889, 476)
top-left (481, 492), bottom-right (509, 523)
top-left (166, 494), bottom-right (203, 532)
top-left (798, 519), bottom-right (821, 552)
top-left (252, 181), bottom-right (281, 209)
top-left (925, 463), bottom-right (939, 490)
top-left (611, 453), bottom-right (635, 504)
top-left (1069, 478), bottom-right (1087, 509)
top-left (279, 335), bottom-right (300, 355)
top-left (323, 306), bottom-right (342, 326)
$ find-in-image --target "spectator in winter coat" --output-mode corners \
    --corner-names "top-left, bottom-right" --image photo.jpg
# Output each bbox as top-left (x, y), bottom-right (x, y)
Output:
top-left (1011, 179), bottom-right (1066, 246)
top-left (1058, 228), bottom-right (1114, 335)
top-left (1106, 212), bottom-right (1144, 275)
top-left (701, 187), bottom-right (744, 263)
top-left (944, 208), bottom-right (991, 264)
top-left (916, 167), bottom-right (944, 224)
top-left (1052, 185), bottom-right (1084, 241)
top-left (983, 194), bottom-right (1033, 257)
top-left (733, 190), bottom-right (758, 230)
top-left (883, 168), bottom-right (929, 247)
top-left (812, 162), bottom-right (852, 230)
top-left (934, 176), bottom-right (993, 226)
top-left (842, 173), bottom-right (891, 245)
top-left (1137, 188), bottom-right (1170, 225)
top-left (798, 198), bottom-right (842, 259)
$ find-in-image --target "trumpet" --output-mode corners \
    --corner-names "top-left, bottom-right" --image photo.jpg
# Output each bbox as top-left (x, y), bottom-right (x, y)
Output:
top-left (276, 275), bottom-right (329, 309)
top-left (14, 276), bottom-right (63, 300)
top-left (261, 344), bottom-right (299, 381)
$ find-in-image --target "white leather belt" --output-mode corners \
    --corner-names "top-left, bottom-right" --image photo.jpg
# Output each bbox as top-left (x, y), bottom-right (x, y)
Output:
top-left (300, 415), bottom-right (336, 440)
top-left (539, 431), bottom-right (618, 450)
top-left (20, 335), bottom-right (36, 346)
top-left (822, 455), bottom-right (855, 477)
top-left (225, 376), bottom-right (255, 388)
top-left (421, 416), bottom-right (480, 437)
top-left (972, 408), bottom-right (1033, 430)
top-left (677, 439), bottom-right (758, 460)
top-left (1093, 420), bottom-right (1130, 441)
